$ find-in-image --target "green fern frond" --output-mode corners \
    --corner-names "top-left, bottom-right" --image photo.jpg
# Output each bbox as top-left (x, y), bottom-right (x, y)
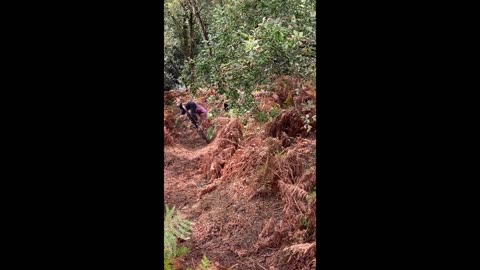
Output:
top-left (176, 246), bottom-right (190, 257)
top-left (164, 257), bottom-right (173, 270)
top-left (164, 204), bottom-right (193, 260)
top-left (200, 255), bottom-right (210, 269)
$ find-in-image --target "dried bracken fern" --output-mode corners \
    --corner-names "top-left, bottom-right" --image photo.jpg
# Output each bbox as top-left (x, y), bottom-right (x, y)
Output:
top-left (253, 217), bottom-right (288, 253)
top-left (164, 90), bottom-right (189, 105)
top-left (305, 193), bottom-right (316, 240)
top-left (296, 169), bottom-right (316, 195)
top-left (220, 137), bottom-right (283, 198)
top-left (293, 82), bottom-right (316, 110)
top-left (216, 118), bottom-right (243, 150)
top-left (277, 140), bottom-right (316, 181)
top-left (255, 94), bottom-right (280, 113)
top-left (271, 76), bottom-right (302, 107)
top-left (201, 119), bottom-right (244, 182)
top-left (164, 107), bottom-right (178, 131)
top-left (283, 242), bottom-right (316, 263)
top-left (267, 109), bottom-right (305, 138)
top-left (278, 181), bottom-right (309, 201)
top-left (264, 139), bottom-right (317, 239)
top-left (212, 117), bottom-right (230, 130)
top-left (206, 158), bottom-right (222, 182)
top-left (165, 127), bottom-right (175, 146)
top-left (199, 182), bottom-right (218, 197)
top-left (258, 217), bottom-right (276, 239)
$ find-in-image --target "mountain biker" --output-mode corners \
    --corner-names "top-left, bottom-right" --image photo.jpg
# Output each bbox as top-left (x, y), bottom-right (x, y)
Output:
top-left (177, 100), bottom-right (208, 125)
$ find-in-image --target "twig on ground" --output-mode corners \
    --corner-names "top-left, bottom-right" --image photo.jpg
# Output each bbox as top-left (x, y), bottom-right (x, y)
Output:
top-left (218, 138), bottom-right (242, 147)
top-left (257, 262), bottom-right (267, 270)
top-left (227, 263), bottom-right (239, 269)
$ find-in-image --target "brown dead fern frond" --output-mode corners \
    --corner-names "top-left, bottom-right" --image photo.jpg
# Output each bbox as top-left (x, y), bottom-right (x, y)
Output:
top-left (272, 76), bottom-right (302, 106)
top-left (199, 181), bottom-right (218, 197)
top-left (164, 107), bottom-right (178, 131)
top-left (200, 118), bottom-right (244, 181)
top-left (164, 127), bottom-right (175, 146)
top-left (283, 242), bottom-right (316, 263)
top-left (306, 196), bottom-right (316, 240)
top-left (259, 217), bottom-right (276, 239)
top-left (206, 158), bottom-right (222, 181)
top-left (297, 169), bottom-right (316, 193)
top-left (267, 109), bottom-right (305, 138)
top-left (279, 181), bottom-right (309, 201)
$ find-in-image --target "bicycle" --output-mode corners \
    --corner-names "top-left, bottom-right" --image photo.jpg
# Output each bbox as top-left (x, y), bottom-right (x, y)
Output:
top-left (178, 103), bottom-right (209, 143)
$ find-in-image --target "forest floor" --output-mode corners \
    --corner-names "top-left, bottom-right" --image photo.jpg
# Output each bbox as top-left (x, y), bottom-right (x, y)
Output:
top-left (164, 76), bottom-right (317, 270)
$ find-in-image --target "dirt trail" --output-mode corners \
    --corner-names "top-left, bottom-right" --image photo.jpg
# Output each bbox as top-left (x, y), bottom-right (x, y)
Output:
top-left (164, 137), bottom-right (216, 209)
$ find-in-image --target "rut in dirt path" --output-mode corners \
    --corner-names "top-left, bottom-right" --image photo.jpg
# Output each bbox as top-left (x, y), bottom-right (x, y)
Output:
top-left (164, 128), bottom-right (219, 211)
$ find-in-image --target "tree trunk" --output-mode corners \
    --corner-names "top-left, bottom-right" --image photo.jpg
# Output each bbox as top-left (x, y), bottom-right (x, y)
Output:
top-left (188, 0), bottom-right (212, 56)
top-left (169, 14), bottom-right (188, 59)
top-left (178, 1), bottom-right (196, 85)
top-left (188, 9), bottom-right (195, 59)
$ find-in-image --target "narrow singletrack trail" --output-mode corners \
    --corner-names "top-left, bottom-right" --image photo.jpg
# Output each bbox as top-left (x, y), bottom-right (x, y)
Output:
top-left (164, 135), bottom-right (218, 210)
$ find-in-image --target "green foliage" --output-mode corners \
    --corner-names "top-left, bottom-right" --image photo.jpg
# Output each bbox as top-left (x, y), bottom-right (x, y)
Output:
top-left (176, 246), bottom-right (190, 257)
top-left (175, 116), bottom-right (181, 127)
top-left (164, 0), bottom-right (206, 90)
top-left (183, 255), bottom-right (211, 270)
top-left (165, 0), bottom-right (315, 109)
top-left (164, 204), bottom-right (193, 264)
top-left (254, 106), bottom-right (282, 123)
top-left (228, 107), bottom-right (240, 118)
top-left (302, 100), bottom-right (314, 112)
top-left (254, 111), bottom-right (269, 123)
top-left (206, 126), bottom-right (215, 141)
top-left (180, 0), bottom-right (316, 112)
top-left (269, 106), bottom-right (281, 119)
top-left (206, 95), bottom-right (217, 105)
top-left (164, 258), bottom-right (174, 270)
top-left (308, 190), bottom-right (316, 201)
top-left (300, 216), bottom-right (309, 229)
top-left (199, 255), bottom-right (210, 270)
top-left (301, 114), bottom-right (316, 134)
top-left (284, 95), bottom-right (293, 107)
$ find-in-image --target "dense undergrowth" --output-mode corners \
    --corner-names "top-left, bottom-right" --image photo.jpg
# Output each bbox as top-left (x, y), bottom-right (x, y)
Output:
top-left (165, 0), bottom-right (316, 113)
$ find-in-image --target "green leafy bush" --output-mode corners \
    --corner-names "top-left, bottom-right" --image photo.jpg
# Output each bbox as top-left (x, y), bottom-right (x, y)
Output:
top-left (180, 0), bottom-right (316, 113)
top-left (206, 95), bottom-right (217, 105)
top-left (254, 111), bottom-right (269, 123)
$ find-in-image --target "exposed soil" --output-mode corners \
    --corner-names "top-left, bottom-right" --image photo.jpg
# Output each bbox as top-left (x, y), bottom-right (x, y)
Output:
top-left (165, 80), bottom-right (316, 270)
